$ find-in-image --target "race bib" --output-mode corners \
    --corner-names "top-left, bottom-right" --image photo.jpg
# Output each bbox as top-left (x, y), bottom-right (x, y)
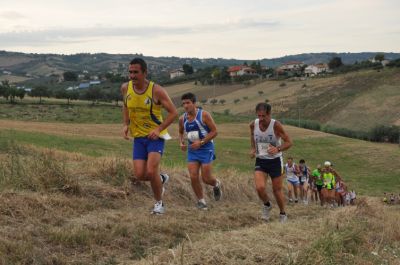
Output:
top-left (187, 131), bottom-right (200, 142)
top-left (257, 143), bottom-right (269, 156)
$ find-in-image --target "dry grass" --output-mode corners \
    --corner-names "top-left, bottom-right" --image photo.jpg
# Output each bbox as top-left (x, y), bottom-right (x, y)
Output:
top-left (0, 135), bottom-right (399, 264)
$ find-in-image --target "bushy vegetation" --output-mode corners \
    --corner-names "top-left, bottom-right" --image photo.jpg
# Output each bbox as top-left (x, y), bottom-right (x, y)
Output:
top-left (283, 119), bottom-right (399, 144)
top-left (281, 118), bottom-right (321, 131)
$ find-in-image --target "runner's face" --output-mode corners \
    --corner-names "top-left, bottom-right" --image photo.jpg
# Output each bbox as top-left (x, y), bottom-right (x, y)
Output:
top-left (182, 99), bottom-right (195, 113)
top-left (256, 110), bottom-right (270, 123)
top-left (287, 159), bottom-right (293, 166)
top-left (129, 64), bottom-right (146, 85)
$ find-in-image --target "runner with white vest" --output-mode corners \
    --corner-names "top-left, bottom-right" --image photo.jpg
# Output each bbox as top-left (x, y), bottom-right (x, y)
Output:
top-left (250, 103), bottom-right (293, 223)
top-left (285, 157), bottom-right (300, 203)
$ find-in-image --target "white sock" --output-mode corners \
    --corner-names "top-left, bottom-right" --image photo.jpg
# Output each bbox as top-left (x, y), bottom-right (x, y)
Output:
top-left (214, 179), bottom-right (220, 187)
top-left (199, 198), bottom-right (206, 204)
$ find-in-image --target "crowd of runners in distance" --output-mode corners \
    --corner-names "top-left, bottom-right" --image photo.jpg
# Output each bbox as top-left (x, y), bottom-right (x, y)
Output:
top-left (383, 193), bottom-right (400, 205)
top-left (284, 159), bottom-right (357, 207)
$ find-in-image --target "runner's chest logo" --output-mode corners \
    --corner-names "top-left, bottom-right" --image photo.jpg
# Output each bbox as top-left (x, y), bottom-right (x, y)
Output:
top-left (144, 97), bottom-right (151, 105)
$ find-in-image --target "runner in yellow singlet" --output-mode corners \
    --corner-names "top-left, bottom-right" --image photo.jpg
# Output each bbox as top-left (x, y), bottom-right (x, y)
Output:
top-left (121, 58), bottom-right (178, 215)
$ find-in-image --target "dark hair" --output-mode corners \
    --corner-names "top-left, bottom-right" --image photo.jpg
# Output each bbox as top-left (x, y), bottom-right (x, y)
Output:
top-left (255, 102), bottom-right (271, 113)
top-left (287, 156), bottom-right (293, 160)
top-left (130, 58), bottom-right (147, 73)
top-left (299, 159), bottom-right (305, 164)
top-left (181, 92), bottom-right (196, 103)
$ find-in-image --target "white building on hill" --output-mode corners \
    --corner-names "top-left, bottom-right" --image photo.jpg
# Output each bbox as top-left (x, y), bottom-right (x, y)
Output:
top-left (304, 63), bottom-right (329, 76)
top-left (170, 69), bottom-right (185, 79)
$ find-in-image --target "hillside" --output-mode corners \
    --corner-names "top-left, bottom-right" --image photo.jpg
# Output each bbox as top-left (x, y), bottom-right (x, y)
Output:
top-left (1, 50), bottom-right (399, 81)
top-left (168, 68), bottom-right (400, 131)
top-left (0, 121), bottom-right (399, 264)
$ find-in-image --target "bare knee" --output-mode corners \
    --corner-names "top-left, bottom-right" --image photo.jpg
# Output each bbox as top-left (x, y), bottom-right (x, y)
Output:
top-left (256, 185), bottom-right (266, 194)
top-left (134, 169), bottom-right (146, 180)
top-left (273, 186), bottom-right (282, 194)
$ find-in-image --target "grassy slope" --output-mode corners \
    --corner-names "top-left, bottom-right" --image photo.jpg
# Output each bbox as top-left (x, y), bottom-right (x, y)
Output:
top-left (1, 121), bottom-right (399, 195)
top-left (0, 140), bottom-right (399, 264)
top-left (206, 68), bottom-right (400, 131)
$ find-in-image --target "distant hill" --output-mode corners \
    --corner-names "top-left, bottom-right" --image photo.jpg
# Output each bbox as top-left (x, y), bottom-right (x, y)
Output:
top-left (166, 68), bottom-right (400, 132)
top-left (0, 50), bottom-right (399, 81)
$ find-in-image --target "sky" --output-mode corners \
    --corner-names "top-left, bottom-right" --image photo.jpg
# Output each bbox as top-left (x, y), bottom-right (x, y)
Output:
top-left (0, 0), bottom-right (399, 59)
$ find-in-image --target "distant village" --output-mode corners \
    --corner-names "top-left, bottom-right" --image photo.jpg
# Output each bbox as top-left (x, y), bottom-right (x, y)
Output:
top-left (0, 54), bottom-right (395, 96)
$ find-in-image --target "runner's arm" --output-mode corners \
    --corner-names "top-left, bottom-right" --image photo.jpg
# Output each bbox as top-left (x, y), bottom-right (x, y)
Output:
top-left (178, 116), bottom-right (187, 151)
top-left (200, 111), bottom-right (217, 144)
top-left (120, 82), bottom-right (130, 139)
top-left (273, 121), bottom-right (292, 154)
top-left (152, 84), bottom-right (178, 134)
top-left (250, 121), bottom-right (256, 158)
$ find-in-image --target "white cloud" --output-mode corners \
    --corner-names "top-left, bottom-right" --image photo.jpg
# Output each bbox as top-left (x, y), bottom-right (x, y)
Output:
top-left (0, 0), bottom-right (398, 58)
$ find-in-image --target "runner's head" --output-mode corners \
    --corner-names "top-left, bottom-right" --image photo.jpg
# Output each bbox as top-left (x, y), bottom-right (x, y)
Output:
top-left (317, 164), bottom-right (321, 170)
top-left (255, 102), bottom-right (271, 122)
top-left (324, 161), bottom-right (331, 168)
top-left (299, 159), bottom-right (305, 165)
top-left (287, 156), bottom-right (293, 166)
top-left (181, 92), bottom-right (197, 113)
top-left (129, 58), bottom-right (147, 84)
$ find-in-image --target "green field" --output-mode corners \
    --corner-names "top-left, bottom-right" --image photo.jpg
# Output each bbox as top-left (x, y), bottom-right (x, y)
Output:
top-left (1, 124), bottom-right (399, 195)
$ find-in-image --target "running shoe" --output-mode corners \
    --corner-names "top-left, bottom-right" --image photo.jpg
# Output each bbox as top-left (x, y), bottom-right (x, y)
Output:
top-left (213, 179), bottom-right (222, 201)
top-left (160, 173), bottom-right (170, 196)
top-left (279, 213), bottom-right (288, 223)
top-left (151, 201), bottom-right (165, 215)
top-left (196, 201), bottom-right (208, 210)
top-left (261, 204), bottom-right (272, 221)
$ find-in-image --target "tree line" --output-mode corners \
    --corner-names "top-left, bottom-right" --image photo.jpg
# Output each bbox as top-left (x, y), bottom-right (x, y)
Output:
top-left (0, 81), bottom-right (122, 105)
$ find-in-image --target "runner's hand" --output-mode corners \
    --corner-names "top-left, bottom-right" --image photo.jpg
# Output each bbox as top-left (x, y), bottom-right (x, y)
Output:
top-left (148, 127), bottom-right (161, 140)
top-left (123, 125), bottom-right (130, 140)
top-left (250, 148), bottom-right (256, 158)
top-left (190, 141), bottom-right (201, 150)
top-left (267, 144), bottom-right (279, 155)
top-left (180, 142), bottom-right (187, 151)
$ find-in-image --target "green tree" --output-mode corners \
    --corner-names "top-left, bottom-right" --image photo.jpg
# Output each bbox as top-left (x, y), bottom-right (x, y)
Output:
top-left (219, 99), bottom-right (226, 105)
top-left (0, 80), bottom-right (10, 100)
top-left (83, 87), bottom-right (103, 105)
top-left (31, 85), bottom-right (50, 104)
top-left (182, 64), bottom-right (194, 75)
top-left (328, 57), bottom-right (343, 69)
top-left (16, 89), bottom-right (26, 101)
top-left (210, 98), bottom-right (218, 105)
top-left (7, 87), bottom-right (18, 103)
top-left (63, 71), bottom-right (78, 81)
top-left (258, 90), bottom-right (264, 96)
top-left (374, 53), bottom-right (385, 62)
top-left (234, 98), bottom-right (240, 104)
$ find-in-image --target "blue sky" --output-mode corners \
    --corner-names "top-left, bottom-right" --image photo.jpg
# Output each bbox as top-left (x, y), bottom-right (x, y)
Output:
top-left (0, 0), bottom-right (399, 59)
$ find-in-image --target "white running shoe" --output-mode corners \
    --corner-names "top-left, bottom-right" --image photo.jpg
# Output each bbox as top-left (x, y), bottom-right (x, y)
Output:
top-left (213, 179), bottom-right (222, 201)
top-left (152, 201), bottom-right (165, 215)
top-left (196, 201), bottom-right (208, 210)
top-left (160, 173), bottom-right (170, 196)
top-left (279, 214), bottom-right (288, 223)
top-left (261, 204), bottom-right (272, 221)
top-left (304, 200), bottom-right (309, 205)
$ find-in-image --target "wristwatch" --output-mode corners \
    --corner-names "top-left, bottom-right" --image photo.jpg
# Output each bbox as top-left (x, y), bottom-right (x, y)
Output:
top-left (277, 146), bottom-right (282, 152)
top-left (200, 140), bottom-right (205, 145)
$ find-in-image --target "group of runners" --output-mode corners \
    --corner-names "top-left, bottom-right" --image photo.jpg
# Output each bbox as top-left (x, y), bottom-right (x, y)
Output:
top-left (121, 57), bottom-right (354, 223)
top-left (383, 193), bottom-right (400, 205)
top-left (284, 159), bottom-right (356, 207)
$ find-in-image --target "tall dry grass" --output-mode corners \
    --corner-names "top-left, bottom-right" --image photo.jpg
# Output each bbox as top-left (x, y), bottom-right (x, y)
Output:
top-left (1, 142), bottom-right (399, 265)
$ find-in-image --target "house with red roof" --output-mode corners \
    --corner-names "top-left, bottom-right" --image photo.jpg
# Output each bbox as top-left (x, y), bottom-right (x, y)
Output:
top-left (227, 65), bottom-right (257, 77)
